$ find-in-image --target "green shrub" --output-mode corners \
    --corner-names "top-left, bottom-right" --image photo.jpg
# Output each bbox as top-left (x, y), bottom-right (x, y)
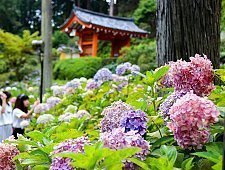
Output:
top-left (117, 40), bottom-right (156, 72)
top-left (0, 59), bottom-right (8, 73)
top-left (54, 57), bottom-right (103, 80)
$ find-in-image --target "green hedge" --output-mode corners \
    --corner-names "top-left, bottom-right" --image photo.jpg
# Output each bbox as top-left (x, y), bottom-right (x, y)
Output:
top-left (53, 57), bottom-right (103, 80)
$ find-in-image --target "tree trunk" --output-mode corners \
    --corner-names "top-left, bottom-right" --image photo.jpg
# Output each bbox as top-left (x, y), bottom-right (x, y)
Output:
top-left (41, 0), bottom-right (52, 93)
top-left (109, 0), bottom-right (114, 16)
top-left (156, 0), bottom-right (221, 68)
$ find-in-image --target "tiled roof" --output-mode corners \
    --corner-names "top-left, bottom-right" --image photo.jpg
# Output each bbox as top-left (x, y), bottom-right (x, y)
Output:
top-left (63, 6), bottom-right (148, 34)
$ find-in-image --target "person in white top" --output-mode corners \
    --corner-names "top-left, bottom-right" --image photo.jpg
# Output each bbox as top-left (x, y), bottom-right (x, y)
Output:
top-left (0, 91), bottom-right (13, 142)
top-left (12, 94), bottom-right (39, 139)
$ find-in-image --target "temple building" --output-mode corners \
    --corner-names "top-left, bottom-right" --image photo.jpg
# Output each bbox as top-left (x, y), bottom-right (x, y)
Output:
top-left (61, 6), bottom-right (149, 57)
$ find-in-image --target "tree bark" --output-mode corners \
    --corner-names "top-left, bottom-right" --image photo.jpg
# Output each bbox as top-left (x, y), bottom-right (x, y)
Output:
top-left (41, 0), bottom-right (52, 93)
top-left (109, 0), bottom-right (114, 16)
top-left (156, 0), bottom-right (221, 68)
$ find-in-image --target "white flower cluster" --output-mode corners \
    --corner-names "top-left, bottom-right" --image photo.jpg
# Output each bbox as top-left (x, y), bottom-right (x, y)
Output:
top-left (37, 114), bottom-right (55, 124)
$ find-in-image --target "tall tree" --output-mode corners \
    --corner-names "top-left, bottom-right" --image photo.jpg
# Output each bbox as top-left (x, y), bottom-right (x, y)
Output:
top-left (157, 0), bottom-right (221, 68)
top-left (42, 0), bottom-right (53, 92)
top-left (0, 30), bottom-right (39, 80)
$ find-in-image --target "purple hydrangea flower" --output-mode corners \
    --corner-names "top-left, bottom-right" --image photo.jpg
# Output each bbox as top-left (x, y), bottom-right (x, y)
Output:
top-left (130, 64), bottom-right (140, 74)
top-left (100, 101), bottom-right (148, 136)
top-left (85, 79), bottom-right (102, 90)
top-left (46, 97), bottom-right (61, 109)
top-left (65, 79), bottom-right (81, 89)
top-left (120, 110), bottom-right (148, 135)
top-left (50, 137), bottom-right (90, 170)
top-left (159, 91), bottom-right (186, 121)
top-left (112, 74), bottom-right (129, 91)
top-left (116, 63), bottom-right (141, 76)
top-left (100, 101), bottom-right (134, 133)
top-left (93, 68), bottom-right (112, 82)
top-left (100, 127), bottom-right (150, 164)
top-left (116, 62), bottom-right (132, 75)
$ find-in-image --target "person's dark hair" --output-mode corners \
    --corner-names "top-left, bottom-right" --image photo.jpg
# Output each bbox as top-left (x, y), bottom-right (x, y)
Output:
top-left (14, 94), bottom-right (29, 113)
top-left (0, 91), bottom-right (11, 106)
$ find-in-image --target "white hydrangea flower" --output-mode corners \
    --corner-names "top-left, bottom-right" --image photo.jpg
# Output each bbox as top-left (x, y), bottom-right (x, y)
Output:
top-left (29, 95), bottom-right (35, 99)
top-left (81, 90), bottom-right (94, 97)
top-left (64, 105), bottom-right (78, 114)
top-left (11, 87), bottom-right (17, 91)
top-left (20, 120), bottom-right (30, 127)
top-left (51, 85), bottom-right (65, 96)
top-left (28, 87), bottom-right (34, 92)
top-left (5, 87), bottom-right (12, 91)
top-left (46, 97), bottom-right (61, 108)
top-left (58, 112), bottom-right (76, 122)
top-left (34, 103), bottom-right (49, 114)
top-left (79, 77), bottom-right (87, 83)
top-left (37, 114), bottom-right (55, 124)
top-left (75, 110), bottom-right (91, 119)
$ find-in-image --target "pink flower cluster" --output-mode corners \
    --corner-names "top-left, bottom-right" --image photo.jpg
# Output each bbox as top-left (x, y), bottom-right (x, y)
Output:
top-left (163, 54), bottom-right (215, 96)
top-left (159, 91), bottom-right (186, 121)
top-left (100, 128), bottom-right (150, 161)
top-left (50, 136), bottom-right (90, 170)
top-left (168, 92), bottom-right (220, 149)
top-left (0, 143), bottom-right (20, 170)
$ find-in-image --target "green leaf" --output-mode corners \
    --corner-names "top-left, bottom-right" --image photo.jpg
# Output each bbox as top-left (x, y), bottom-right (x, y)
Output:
top-left (152, 136), bottom-right (174, 147)
top-left (192, 152), bottom-right (218, 163)
top-left (32, 165), bottom-right (49, 170)
top-left (215, 69), bottom-right (225, 82)
top-left (153, 65), bottom-right (170, 82)
top-left (128, 158), bottom-right (149, 170)
top-left (145, 71), bottom-right (155, 85)
top-left (26, 130), bottom-right (46, 143)
top-left (160, 145), bottom-right (177, 165)
top-left (13, 152), bottom-right (30, 161)
top-left (206, 142), bottom-right (223, 155)
top-left (181, 158), bottom-right (194, 170)
top-left (212, 156), bottom-right (222, 170)
top-left (21, 156), bottom-right (49, 166)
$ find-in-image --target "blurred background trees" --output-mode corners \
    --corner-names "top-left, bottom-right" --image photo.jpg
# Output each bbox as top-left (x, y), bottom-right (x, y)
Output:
top-left (0, 0), bottom-right (224, 84)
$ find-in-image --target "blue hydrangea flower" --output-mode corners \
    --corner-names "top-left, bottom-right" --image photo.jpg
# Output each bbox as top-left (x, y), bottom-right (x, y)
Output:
top-left (93, 68), bottom-right (112, 82)
top-left (120, 109), bottom-right (148, 136)
top-left (116, 62), bottom-right (132, 75)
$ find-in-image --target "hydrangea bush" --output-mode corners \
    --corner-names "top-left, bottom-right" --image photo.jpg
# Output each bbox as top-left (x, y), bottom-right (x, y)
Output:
top-left (0, 143), bottom-right (20, 170)
top-left (50, 137), bottom-right (89, 170)
top-left (2, 57), bottom-right (223, 170)
top-left (168, 92), bottom-right (220, 149)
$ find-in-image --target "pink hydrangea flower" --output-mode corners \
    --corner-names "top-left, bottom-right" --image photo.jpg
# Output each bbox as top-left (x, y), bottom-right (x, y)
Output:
top-left (168, 54), bottom-right (215, 96)
top-left (168, 92), bottom-right (220, 149)
top-left (0, 143), bottom-right (20, 170)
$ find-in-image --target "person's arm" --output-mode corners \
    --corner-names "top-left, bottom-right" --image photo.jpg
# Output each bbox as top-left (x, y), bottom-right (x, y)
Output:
top-left (0, 93), bottom-right (7, 114)
top-left (20, 100), bottom-right (40, 119)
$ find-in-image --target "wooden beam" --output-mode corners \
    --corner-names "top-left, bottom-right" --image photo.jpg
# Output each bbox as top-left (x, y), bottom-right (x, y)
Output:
top-left (92, 33), bottom-right (98, 57)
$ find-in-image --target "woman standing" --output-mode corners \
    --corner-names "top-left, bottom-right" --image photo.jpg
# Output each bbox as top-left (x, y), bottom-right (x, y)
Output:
top-left (0, 91), bottom-right (13, 142)
top-left (12, 94), bottom-right (39, 139)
